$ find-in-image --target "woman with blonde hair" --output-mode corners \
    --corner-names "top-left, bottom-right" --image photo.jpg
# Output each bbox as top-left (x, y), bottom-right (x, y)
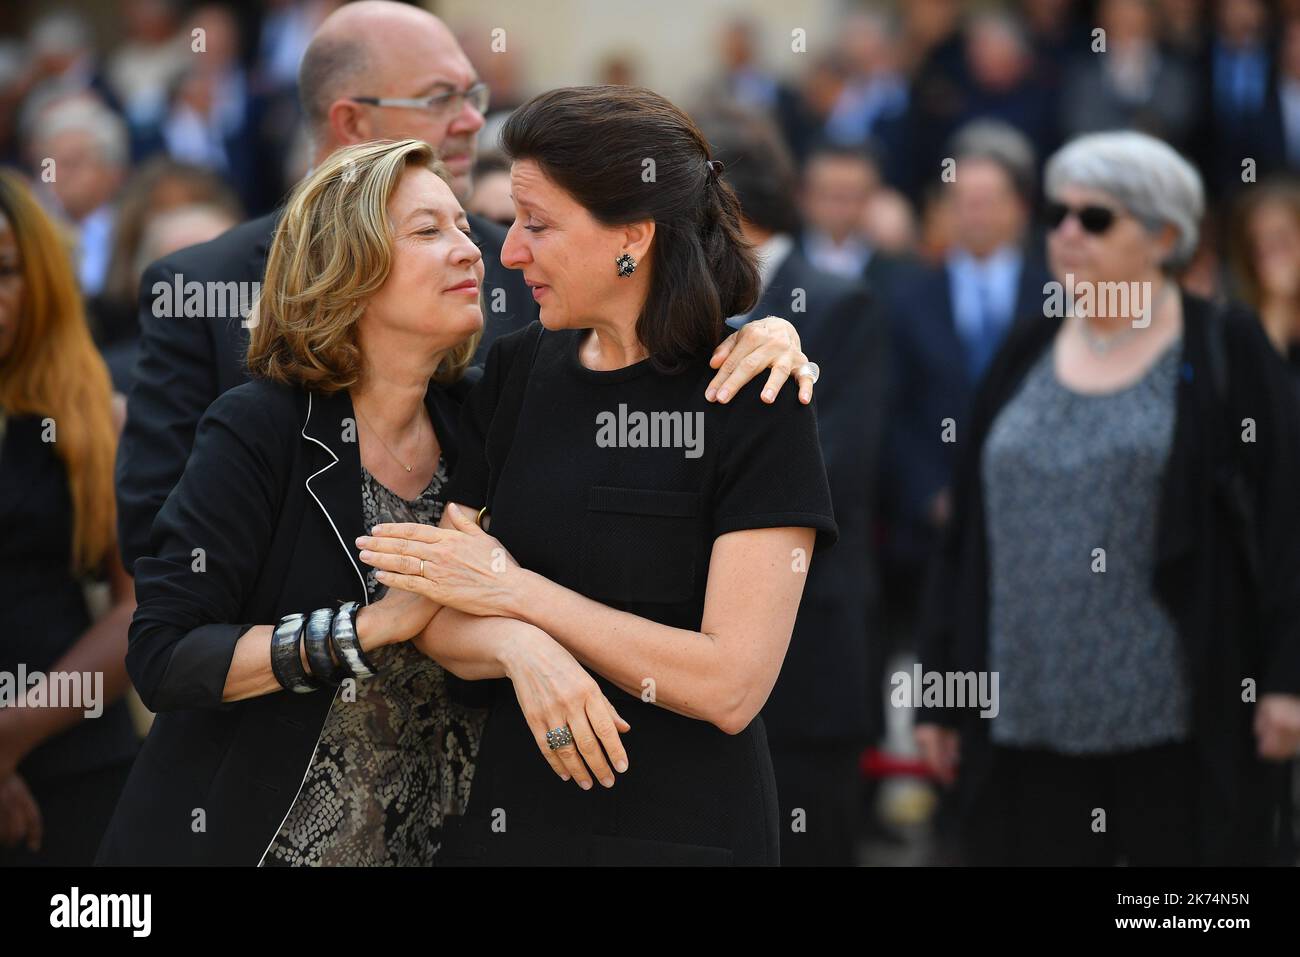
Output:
top-left (97, 135), bottom-right (813, 865)
top-left (0, 170), bottom-right (138, 865)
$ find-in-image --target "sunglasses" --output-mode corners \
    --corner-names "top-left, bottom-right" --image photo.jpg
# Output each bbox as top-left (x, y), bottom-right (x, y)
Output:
top-left (1045, 201), bottom-right (1123, 235)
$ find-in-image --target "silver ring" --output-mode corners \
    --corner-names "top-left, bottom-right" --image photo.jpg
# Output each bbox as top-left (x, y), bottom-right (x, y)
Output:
top-left (546, 725), bottom-right (574, 750)
top-left (795, 361), bottom-right (820, 385)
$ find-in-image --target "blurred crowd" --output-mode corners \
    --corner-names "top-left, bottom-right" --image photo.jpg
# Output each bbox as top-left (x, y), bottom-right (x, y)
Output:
top-left (0, 0), bottom-right (1294, 376)
top-left (2, 0), bottom-right (1300, 867)
top-left (0, 0), bottom-right (1296, 385)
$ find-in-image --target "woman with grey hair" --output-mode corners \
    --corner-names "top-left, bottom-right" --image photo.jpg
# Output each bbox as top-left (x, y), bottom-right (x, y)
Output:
top-left (916, 130), bottom-right (1300, 865)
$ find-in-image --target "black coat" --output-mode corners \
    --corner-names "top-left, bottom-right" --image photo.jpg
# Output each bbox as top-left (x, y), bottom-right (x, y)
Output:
top-left (741, 248), bottom-right (888, 743)
top-left (917, 291), bottom-right (1300, 864)
top-left (115, 212), bottom-right (534, 574)
top-left (96, 376), bottom-right (468, 865)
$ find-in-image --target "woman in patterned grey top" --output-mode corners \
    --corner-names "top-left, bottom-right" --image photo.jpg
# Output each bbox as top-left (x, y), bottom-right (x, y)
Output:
top-left (983, 336), bottom-right (1191, 752)
top-left (265, 462), bottom-right (486, 865)
top-left (916, 131), bottom-right (1300, 866)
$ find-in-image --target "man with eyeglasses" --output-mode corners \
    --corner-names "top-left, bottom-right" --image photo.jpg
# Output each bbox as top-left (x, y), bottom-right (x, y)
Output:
top-left (116, 0), bottom-right (813, 576)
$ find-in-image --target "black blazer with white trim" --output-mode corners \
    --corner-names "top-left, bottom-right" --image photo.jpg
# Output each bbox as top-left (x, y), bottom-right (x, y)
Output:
top-left (96, 375), bottom-right (468, 866)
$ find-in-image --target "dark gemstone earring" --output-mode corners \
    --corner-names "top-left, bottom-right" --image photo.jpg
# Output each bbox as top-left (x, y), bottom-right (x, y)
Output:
top-left (615, 252), bottom-right (637, 277)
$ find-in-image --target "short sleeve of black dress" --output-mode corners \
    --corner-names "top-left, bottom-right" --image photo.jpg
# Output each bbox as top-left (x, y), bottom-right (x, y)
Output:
top-left (711, 380), bottom-right (839, 549)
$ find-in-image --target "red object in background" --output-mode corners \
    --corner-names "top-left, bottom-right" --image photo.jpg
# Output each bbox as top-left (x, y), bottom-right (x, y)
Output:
top-left (861, 747), bottom-right (935, 780)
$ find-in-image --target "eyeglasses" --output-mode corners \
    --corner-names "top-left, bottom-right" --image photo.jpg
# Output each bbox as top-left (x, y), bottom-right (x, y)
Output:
top-left (1045, 200), bottom-right (1124, 235)
top-left (350, 82), bottom-right (490, 120)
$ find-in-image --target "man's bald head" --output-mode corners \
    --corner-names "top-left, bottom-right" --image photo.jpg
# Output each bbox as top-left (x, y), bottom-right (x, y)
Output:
top-left (298, 1), bottom-right (484, 198)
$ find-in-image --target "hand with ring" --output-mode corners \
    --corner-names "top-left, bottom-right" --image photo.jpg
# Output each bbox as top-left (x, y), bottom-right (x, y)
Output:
top-left (356, 505), bottom-right (520, 619)
top-left (489, 619), bottom-right (631, 789)
top-left (795, 361), bottom-right (819, 386)
top-left (707, 315), bottom-right (820, 405)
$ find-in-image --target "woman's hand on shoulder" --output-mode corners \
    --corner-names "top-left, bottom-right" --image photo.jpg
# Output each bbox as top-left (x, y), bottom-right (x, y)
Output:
top-left (707, 315), bottom-right (814, 405)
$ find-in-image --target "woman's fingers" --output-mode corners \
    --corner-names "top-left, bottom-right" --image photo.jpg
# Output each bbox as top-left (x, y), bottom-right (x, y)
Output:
top-left (612, 705), bottom-right (631, 733)
top-left (706, 316), bottom-right (805, 402)
top-left (707, 343), bottom-right (771, 404)
top-left (587, 696), bottom-right (629, 775)
top-left (792, 351), bottom-right (815, 404)
top-left (549, 728), bottom-right (594, 790)
top-left (759, 359), bottom-right (795, 404)
top-left (360, 547), bottom-right (429, 579)
top-left (367, 522), bottom-right (445, 544)
top-left (915, 725), bottom-right (958, 786)
top-left (444, 503), bottom-right (488, 536)
top-left (18, 780), bottom-right (41, 852)
top-left (525, 716), bottom-right (573, 782)
top-left (709, 329), bottom-right (738, 372)
top-left (0, 776), bottom-right (41, 852)
top-left (566, 707), bottom-right (617, 789)
top-left (357, 532), bottom-right (443, 560)
top-left (706, 328), bottom-right (763, 402)
top-left (0, 785), bottom-right (21, 848)
top-left (372, 570), bottom-right (438, 601)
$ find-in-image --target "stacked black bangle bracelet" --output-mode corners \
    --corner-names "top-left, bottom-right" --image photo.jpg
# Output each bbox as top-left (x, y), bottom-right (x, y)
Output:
top-left (330, 601), bottom-right (379, 679)
top-left (304, 607), bottom-right (345, 686)
top-left (270, 613), bottom-right (321, 693)
top-left (269, 602), bottom-right (378, 693)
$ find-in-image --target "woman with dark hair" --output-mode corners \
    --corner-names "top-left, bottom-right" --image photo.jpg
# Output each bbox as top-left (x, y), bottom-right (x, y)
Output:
top-left (0, 170), bottom-right (139, 865)
top-left (359, 86), bottom-right (837, 865)
top-left (1229, 177), bottom-right (1300, 387)
top-left (96, 134), bottom-right (816, 866)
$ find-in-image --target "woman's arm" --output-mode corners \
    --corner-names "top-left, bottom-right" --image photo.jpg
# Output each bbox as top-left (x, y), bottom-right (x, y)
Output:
top-left (411, 597), bottom-right (632, 791)
top-left (0, 549), bottom-right (134, 781)
top-left (218, 589), bottom-right (439, 702)
top-left (361, 513), bottom-right (816, 734)
top-left (411, 606), bottom-right (507, 682)
top-left (508, 526), bottom-right (816, 733)
top-left (128, 386), bottom-right (438, 710)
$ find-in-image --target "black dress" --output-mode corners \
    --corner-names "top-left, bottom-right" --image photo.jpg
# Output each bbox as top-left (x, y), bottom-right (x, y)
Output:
top-left (441, 324), bottom-right (837, 865)
top-left (0, 413), bottom-right (139, 865)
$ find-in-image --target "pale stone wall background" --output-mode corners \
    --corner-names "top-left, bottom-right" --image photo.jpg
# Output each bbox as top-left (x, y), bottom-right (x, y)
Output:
top-left (433, 0), bottom-right (844, 103)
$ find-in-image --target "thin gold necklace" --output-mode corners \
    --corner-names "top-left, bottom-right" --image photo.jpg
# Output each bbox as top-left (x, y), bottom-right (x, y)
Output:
top-left (355, 403), bottom-right (422, 473)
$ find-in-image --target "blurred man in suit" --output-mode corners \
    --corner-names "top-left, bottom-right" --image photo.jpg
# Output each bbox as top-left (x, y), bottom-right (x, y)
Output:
top-left (116, 1), bottom-right (537, 573)
top-left (703, 106), bottom-right (888, 865)
top-left (798, 142), bottom-right (909, 316)
top-left (879, 119), bottom-right (1050, 657)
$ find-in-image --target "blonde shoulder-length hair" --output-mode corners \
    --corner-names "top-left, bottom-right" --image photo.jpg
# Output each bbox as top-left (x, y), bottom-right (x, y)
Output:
top-left (248, 138), bottom-right (481, 392)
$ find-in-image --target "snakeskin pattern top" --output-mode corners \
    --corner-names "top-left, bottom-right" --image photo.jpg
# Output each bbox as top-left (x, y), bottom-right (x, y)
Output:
top-left (264, 459), bottom-right (487, 865)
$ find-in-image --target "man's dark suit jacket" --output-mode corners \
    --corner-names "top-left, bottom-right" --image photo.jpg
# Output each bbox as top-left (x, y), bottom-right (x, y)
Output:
top-left (880, 248), bottom-right (1051, 569)
top-left (741, 245), bottom-right (887, 744)
top-left (116, 211), bottom-right (535, 573)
